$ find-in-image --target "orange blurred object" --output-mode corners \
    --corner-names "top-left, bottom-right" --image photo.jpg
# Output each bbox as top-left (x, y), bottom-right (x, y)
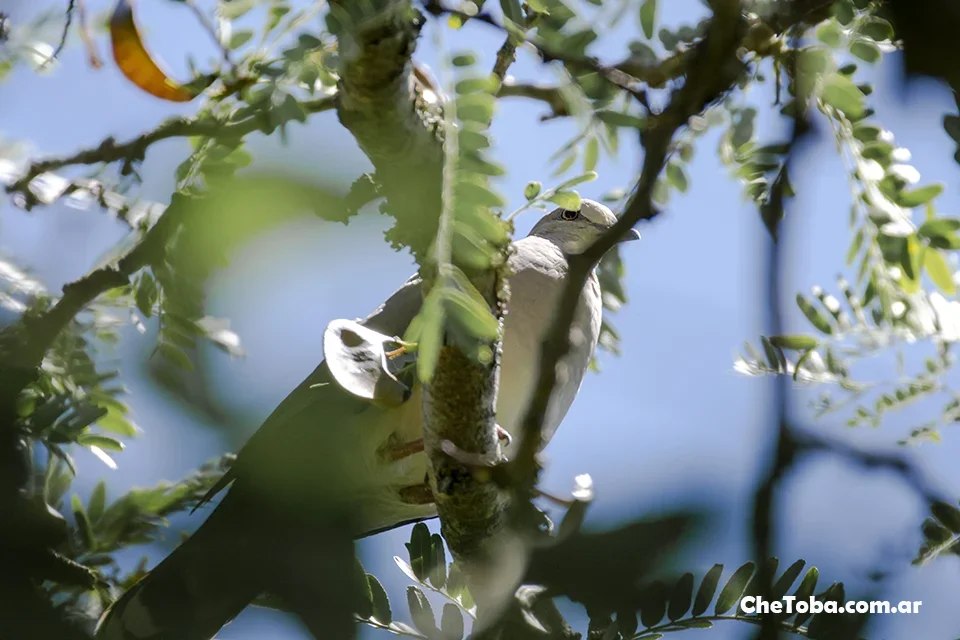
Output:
top-left (109, 0), bottom-right (196, 102)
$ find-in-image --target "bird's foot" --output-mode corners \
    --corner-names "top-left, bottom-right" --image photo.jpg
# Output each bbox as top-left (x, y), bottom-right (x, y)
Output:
top-left (439, 425), bottom-right (512, 468)
top-left (398, 483), bottom-right (435, 505)
top-left (441, 439), bottom-right (503, 467)
top-left (533, 488), bottom-right (575, 508)
top-left (380, 437), bottom-right (425, 462)
top-left (385, 344), bottom-right (407, 360)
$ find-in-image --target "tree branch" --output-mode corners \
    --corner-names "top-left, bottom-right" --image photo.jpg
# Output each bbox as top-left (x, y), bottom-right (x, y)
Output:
top-left (330, 0), bottom-right (443, 260)
top-left (5, 96), bottom-right (336, 209)
top-left (509, 0), bottom-right (748, 508)
top-left (0, 193), bottom-right (192, 402)
top-left (497, 82), bottom-right (570, 120)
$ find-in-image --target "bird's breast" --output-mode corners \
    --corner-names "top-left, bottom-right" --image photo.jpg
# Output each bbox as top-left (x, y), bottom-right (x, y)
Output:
top-left (496, 257), bottom-right (602, 458)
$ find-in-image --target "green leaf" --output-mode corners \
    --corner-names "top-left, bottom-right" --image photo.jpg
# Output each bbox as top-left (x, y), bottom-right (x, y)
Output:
top-left (459, 128), bottom-right (489, 152)
top-left (715, 562), bottom-right (755, 615)
top-left (817, 21), bottom-right (843, 47)
top-left (549, 190), bottom-right (582, 211)
top-left (791, 567), bottom-right (820, 629)
top-left (72, 493), bottom-right (95, 550)
top-left (558, 171), bottom-right (598, 189)
top-left (440, 603), bottom-right (464, 640)
top-left (221, 0), bottom-right (255, 19)
top-left (266, 4), bottom-right (291, 32)
top-left (97, 412), bottom-right (138, 437)
top-left (88, 480), bottom-right (106, 523)
top-left (368, 574), bottom-right (392, 624)
top-left (833, 0), bottom-right (854, 24)
top-left (451, 54), bottom-right (476, 67)
top-left (931, 501), bottom-right (960, 533)
top-left (760, 336), bottom-right (783, 371)
top-left (639, 0), bottom-right (657, 39)
top-left (456, 93), bottom-right (495, 123)
top-left (77, 434), bottom-right (124, 451)
top-left (135, 272), bottom-right (157, 319)
top-left (394, 556), bottom-right (420, 584)
top-left (455, 76), bottom-right (499, 95)
top-left (553, 151), bottom-right (578, 176)
top-left (820, 73), bottom-right (864, 118)
top-left (158, 343), bottom-right (194, 371)
top-left (772, 559), bottom-right (806, 599)
top-left (861, 140), bottom-right (893, 164)
top-left (500, 0), bottom-right (524, 25)
top-left (849, 39), bottom-right (881, 63)
top-left (416, 293), bottom-right (444, 382)
top-left (666, 162), bottom-right (689, 193)
top-left (846, 228), bottom-right (865, 265)
top-left (919, 217), bottom-right (960, 246)
top-left (667, 573), bottom-right (694, 621)
top-left (429, 534), bottom-right (446, 589)
top-left (796, 294), bottom-right (833, 334)
top-left (898, 184), bottom-right (944, 208)
top-left (444, 289), bottom-right (499, 342)
top-left (858, 16), bottom-right (894, 41)
top-left (461, 152), bottom-right (506, 176)
top-left (692, 564), bottom-right (723, 617)
top-left (596, 110), bottom-right (646, 129)
top-left (639, 580), bottom-right (668, 628)
top-left (354, 557), bottom-right (374, 619)
top-left (676, 619), bottom-right (713, 629)
top-left (228, 29), bottom-right (254, 49)
top-left (653, 179), bottom-right (670, 206)
top-left (925, 249), bottom-right (956, 295)
top-left (768, 335), bottom-right (819, 350)
top-left (406, 522), bottom-right (431, 581)
top-left (617, 609), bottom-right (639, 637)
top-left (406, 586), bottom-right (437, 635)
top-left (456, 181), bottom-right (504, 209)
top-left (584, 138), bottom-right (599, 172)
top-left (852, 123), bottom-right (882, 142)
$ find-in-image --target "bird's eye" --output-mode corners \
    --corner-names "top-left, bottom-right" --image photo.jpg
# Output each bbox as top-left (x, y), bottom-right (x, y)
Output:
top-left (560, 209), bottom-right (580, 221)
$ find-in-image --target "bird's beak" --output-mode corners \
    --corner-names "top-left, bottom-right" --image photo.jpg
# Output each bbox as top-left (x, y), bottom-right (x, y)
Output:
top-left (619, 228), bottom-right (641, 243)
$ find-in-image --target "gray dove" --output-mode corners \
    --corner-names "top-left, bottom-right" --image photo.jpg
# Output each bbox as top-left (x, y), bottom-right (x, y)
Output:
top-left (96, 199), bottom-right (639, 640)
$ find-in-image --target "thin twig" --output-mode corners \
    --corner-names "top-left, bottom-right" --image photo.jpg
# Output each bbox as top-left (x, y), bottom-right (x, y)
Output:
top-left (44, 0), bottom-right (75, 68)
top-left (76, 0), bottom-right (102, 68)
top-left (5, 95), bottom-right (336, 207)
top-left (496, 82), bottom-right (569, 119)
top-left (184, 0), bottom-right (234, 69)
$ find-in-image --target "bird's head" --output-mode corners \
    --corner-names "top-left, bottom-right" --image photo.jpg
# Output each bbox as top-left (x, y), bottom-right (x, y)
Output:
top-left (528, 198), bottom-right (641, 255)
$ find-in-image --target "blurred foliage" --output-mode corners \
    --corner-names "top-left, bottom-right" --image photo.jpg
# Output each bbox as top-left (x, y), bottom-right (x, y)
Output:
top-left (3, 0), bottom-right (960, 638)
top-left (733, 2), bottom-right (960, 451)
top-left (342, 522), bottom-right (865, 639)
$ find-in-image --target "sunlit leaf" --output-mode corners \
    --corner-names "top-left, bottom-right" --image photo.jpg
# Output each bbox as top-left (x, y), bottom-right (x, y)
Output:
top-left (820, 73), bottom-right (864, 118)
top-left (640, 0), bottom-right (657, 39)
top-left (924, 248), bottom-right (956, 295)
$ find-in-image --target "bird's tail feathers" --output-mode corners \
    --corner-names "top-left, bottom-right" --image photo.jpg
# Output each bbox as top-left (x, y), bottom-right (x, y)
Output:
top-left (95, 497), bottom-right (260, 640)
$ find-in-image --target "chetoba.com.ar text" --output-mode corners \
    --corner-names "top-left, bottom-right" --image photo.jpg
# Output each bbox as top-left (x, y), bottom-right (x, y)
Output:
top-left (739, 596), bottom-right (922, 615)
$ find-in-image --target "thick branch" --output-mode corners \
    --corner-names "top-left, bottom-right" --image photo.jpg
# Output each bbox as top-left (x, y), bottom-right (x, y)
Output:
top-left (331, 0), bottom-right (443, 259)
top-left (421, 344), bottom-right (507, 563)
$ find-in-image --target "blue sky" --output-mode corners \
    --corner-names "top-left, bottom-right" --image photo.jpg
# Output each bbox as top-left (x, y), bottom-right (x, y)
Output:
top-left (3, 1), bottom-right (960, 638)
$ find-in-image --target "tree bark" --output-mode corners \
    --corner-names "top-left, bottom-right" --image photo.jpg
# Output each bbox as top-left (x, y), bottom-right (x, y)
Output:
top-left (330, 0), bottom-right (443, 260)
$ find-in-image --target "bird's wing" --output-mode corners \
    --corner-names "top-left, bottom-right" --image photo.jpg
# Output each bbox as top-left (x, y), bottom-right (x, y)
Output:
top-left (193, 274), bottom-right (424, 511)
